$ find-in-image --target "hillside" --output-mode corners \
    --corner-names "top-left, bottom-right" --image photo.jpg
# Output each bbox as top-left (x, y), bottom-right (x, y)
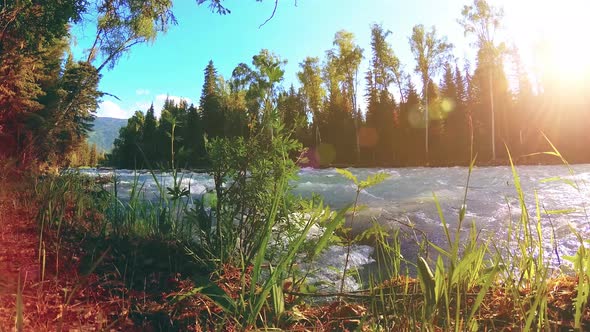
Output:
top-left (88, 117), bottom-right (127, 153)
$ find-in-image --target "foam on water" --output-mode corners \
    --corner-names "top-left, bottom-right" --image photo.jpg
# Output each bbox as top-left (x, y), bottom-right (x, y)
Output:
top-left (300, 245), bottom-right (375, 292)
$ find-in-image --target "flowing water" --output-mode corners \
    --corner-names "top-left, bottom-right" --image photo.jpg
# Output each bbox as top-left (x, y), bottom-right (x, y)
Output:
top-left (80, 164), bottom-right (590, 289)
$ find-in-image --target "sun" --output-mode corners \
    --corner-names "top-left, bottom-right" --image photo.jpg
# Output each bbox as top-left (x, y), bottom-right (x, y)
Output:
top-left (499, 0), bottom-right (590, 86)
top-left (537, 34), bottom-right (590, 85)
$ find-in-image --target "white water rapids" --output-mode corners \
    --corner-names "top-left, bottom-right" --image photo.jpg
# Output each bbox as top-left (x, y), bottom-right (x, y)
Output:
top-left (79, 164), bottom-right (590, 289)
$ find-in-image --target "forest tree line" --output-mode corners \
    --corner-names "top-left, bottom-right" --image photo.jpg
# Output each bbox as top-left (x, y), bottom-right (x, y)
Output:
top-left (2, 1), bottom-right (589, 170)
top-left (110, 4), bottom-right (590, 168)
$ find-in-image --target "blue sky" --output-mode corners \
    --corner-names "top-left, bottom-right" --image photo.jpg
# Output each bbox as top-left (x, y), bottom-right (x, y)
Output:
top-left (70, 0), bottom-right (561, 119)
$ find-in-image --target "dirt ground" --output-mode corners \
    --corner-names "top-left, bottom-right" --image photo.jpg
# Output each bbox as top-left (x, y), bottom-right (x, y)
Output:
top-left (0, 180), bottom-right (116, 331)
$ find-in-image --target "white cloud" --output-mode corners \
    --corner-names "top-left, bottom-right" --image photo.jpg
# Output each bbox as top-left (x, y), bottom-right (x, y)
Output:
top-left (97, 100), bottom-right (133, 119)
top-left (136, 89), bottom-right (151, 96)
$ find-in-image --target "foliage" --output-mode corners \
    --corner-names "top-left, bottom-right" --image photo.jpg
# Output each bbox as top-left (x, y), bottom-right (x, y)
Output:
top-left (179, 116), bottom-right (344, 327)
top-left (201, 60), bottom-right (225, 139)
top-left (111, 111), bottom-right (145, 168)
top-left (298, 57), bottom-right (326, 147)
top-left (196, 123), bottom-right (301, 266)
top-left (87, 0), bottom-right (176, 71)
top-left (0, 0), bottom-right (235, 169)
top-left (326, 30), bottom-right (364, 163)
top-left (36, 59), bottom-right (103, 165)
top-left (109, 98), bottom-right (207, 168)
top-left (67, 141), bottom-right (105, 167)
top-left (278, 86), bottom-right (310, 146)
top-left (365, 24), bottom-right (402, 165)
top-left (409, 24), bottom-right (453, 162)
top-left (0, 0), bottom-right (85, 165)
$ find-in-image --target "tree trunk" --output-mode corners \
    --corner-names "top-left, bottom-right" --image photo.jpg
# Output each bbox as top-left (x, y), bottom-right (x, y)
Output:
top-left (424, 80), bottom-right (429, 164)
top-left (489, 68), bottom-right (495, 161)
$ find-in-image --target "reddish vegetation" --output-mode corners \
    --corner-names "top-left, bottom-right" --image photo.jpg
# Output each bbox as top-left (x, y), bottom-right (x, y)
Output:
top-left (0, 177), bottom-right (179, 330)
top-left (0, 176), bottom-right (258, 330)
top-left (0, 179), bottom-right (115, 330)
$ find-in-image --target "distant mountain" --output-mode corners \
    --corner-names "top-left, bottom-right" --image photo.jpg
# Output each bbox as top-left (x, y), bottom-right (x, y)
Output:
top-left (88, 117), bottom-right (127, 153)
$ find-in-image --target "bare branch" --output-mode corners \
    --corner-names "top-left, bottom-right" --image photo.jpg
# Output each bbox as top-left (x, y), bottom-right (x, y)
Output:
top-left (101, 91), bottom-right (121, 101)
top-left (259, 0), bottom-right (279, 28)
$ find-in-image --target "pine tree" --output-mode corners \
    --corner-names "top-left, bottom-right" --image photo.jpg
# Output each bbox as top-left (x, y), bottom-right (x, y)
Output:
top-left (322, 53), bottom-right (357, 165)
top-left (48, 60), bottom-right (102, 162)
top-left (398, 80), bottom-right (423, 164)
top-left (365, 69), bottom-right (379, 129)
top-left (440, 63), bottom-right (457, 103)
top-left (184, 104), bottom-right (206, 167)
top-left (201, 60), bottom-right (224, 138)
top-left (143, 104), bottom-right (159, 162)
top-left (111, 111), bottom-right (145, 168)
top-left (439, 63), bottom-right (468, 162)
top-left (279, 86), bottom-right (309, 146)
top-left (158, 105), bottom-right (175, 166)
top-left (455, 64), bottom-right (467, 107)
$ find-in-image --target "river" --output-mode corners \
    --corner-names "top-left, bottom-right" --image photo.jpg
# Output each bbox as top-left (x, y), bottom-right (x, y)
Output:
top-left (79, 164), bottom-right (590, 289)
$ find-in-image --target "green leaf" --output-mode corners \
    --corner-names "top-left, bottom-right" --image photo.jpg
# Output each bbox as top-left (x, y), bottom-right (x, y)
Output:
top-left (430, 242), bottom-right (451, 259)
top-left (336, 168), bottom-right (358, 185)
top-left (545, 208), bottom-right (577, 215)
top-left (202, 192), bottom-right (217, 208)
top-left (459, 203), bottom-right (466, 222)
top-left (359, 172), bottom-right (390, 189)
top-left (434, 256), bottom-right (445, 305)
top-left (417, 256), bottom-right (436, 318)
top-left (540, 176), bottom-right (577, 188)
top-left (313, 204), bottom-right (351, 257)
top-left (269, 265), bottom-right (285, 319)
